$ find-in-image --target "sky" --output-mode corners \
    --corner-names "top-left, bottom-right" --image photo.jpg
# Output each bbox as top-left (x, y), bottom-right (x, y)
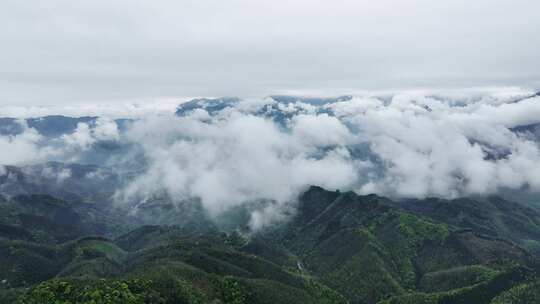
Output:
top-left (1, 0), bottom-right (540, 106)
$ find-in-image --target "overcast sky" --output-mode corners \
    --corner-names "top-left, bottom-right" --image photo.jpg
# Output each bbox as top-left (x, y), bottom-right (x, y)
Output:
top-left (1, 0), bottom-right (540, 105)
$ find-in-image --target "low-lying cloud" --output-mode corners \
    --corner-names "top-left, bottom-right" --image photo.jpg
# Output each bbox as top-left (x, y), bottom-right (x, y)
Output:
top-left (0, 121), bottom-right (45, 164)
top-left (115, 113), bottom-right (363, 223)
top-left (1, 89), bottom-right (540, 229)
top-left (0, 117), bottom-right (121, 165)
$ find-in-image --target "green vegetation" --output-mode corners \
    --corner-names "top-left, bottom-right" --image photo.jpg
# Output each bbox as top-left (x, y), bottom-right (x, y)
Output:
top-left (380, 265), bottom-right (533, 304)
top-left (79, 240), bottom-right (126, 263)
top-left (2, 186), bottom-right (540, 304)
top-left (419, 265), bottom-right (499, 292)
top-left (491, 280), bottom-right (540, 304)
top-left (17, 279), bottom-right (163, 304)
top-left (396, 213), bottom-right (450, 246)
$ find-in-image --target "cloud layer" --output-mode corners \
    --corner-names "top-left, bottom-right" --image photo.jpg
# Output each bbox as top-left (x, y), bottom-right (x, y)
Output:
top-left (1, 90), bottom-right (540, 228)
top-left (116, 113), bottom-right (363, 223)
top-left (1, 1), bottom-right (540, 104)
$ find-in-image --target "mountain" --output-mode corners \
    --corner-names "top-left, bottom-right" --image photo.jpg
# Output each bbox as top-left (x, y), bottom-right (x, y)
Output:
top-left (174, 95), bottom-right (350, 124)
top-left (0, 163), bottom-right (218, 237)
top-left (509, 91), bottom-right (540, 104)
top-left (2, 185), bottom-right (540, 303)
top-left (174, 96), bottom-right (352, 118)
top-left (387, 196), bottom-right (540, 255)
top-left (175, 97), bottom-right (241, 116)
top-left (0, 116), bottom-right (97, 137)
top-left (269, 95), bottom-right (353, 106)
top-left (0, 115), bottom-right (132, 138)
top-left (0, 162), bottom-right (121, 202)
top-left (257, 187), bottom-right (538, 303)
top-left (0, 194), bottom-right (127, 243)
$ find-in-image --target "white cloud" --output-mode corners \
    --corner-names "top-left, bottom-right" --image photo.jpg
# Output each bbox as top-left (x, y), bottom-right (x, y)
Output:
top-left (61, 123), bottom-right (95, 150)
top-left (0, 121), bottom-right (45, 165)
top-left (93, 118), bottom-right (120, 141)
top-left (115, 113), bottom-right (362, 220)
top-left (0, 99), bottom-right (182, 119)
top-left (0, 117), bottom-right (123, 167)
top-left (337, 94), bottom-right (540, 198)
top-left (40, 165), bottom-right (72, 183)
top-left (3, 90), bottom-right (540, 229)
top-left (61, 117), bottom-right (120, 151)
top-left (291, 114), bottom-right (353, 146)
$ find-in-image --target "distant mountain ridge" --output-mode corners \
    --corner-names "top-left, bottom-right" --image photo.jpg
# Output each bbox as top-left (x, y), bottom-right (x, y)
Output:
top-left (0, 115), bottom-right (132, 138)
top-left (174, 95), bottom-right (353, 117)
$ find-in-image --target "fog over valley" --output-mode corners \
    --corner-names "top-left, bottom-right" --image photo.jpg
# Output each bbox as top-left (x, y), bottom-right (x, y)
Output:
top-left (2, 90), bottom-right (540, 229)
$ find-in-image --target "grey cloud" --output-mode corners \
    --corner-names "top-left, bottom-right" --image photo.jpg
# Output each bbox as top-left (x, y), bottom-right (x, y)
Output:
top-left (1, 1), bottom-right (540, 105)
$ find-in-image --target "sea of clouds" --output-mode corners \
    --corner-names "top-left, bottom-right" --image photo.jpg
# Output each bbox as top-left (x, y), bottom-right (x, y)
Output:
top-left (1, 88), bottom-right (540, 228)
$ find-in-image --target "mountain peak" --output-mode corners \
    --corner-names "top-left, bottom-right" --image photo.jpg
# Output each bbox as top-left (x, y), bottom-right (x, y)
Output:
top-left (175, 97), bottom-right (240, 116)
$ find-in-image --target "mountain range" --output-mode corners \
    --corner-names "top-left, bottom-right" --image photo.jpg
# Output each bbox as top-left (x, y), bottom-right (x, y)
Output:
top-left (2, 94), bottom-right (540, 303)
top-left (1, 177), bottom-right (540, 303)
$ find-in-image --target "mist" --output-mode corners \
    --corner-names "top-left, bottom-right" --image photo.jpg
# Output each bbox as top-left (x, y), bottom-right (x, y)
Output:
top-left (1, 89), bottom-right (540, 229)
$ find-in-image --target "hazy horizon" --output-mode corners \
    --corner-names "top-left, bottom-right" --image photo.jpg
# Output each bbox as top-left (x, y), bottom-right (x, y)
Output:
top-left (2, 0), bottom-right (540, 105)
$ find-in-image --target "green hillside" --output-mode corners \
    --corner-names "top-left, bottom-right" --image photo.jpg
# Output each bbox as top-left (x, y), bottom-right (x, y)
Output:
top-left (1, 186), bottom-right (540, 303)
